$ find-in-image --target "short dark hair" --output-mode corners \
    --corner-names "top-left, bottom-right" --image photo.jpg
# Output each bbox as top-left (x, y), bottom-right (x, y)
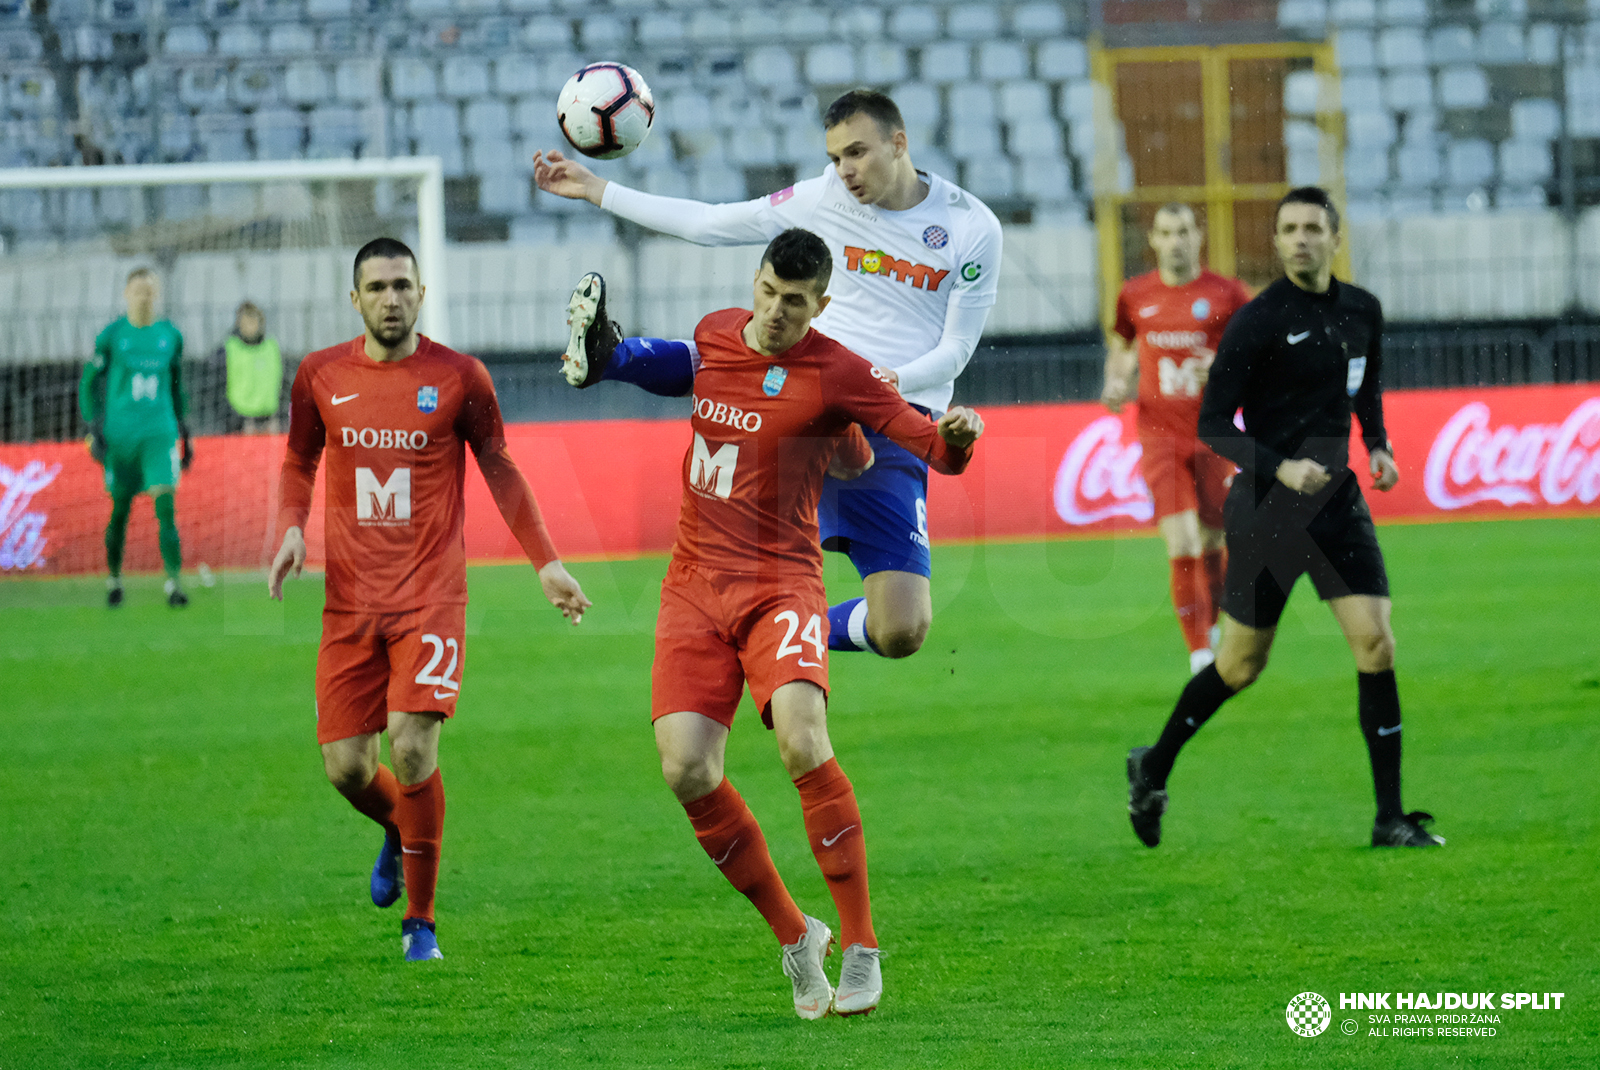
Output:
top-left (1275, 186), bottom-right (1340, 233)
top-left (126, 266), bottom-right (155, 284)
top-left (822, 89), bottom-right (905, 139)
top-left (761, 228), bottom-right (832, 295)
top-left (1151, 203), bottom-right (1198, 227)
top-left (353, 237), bottom-right (418, 288)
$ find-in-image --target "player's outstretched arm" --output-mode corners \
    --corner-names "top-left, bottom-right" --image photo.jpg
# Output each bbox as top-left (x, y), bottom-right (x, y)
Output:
top-left (268, 526), bottom-right (306, 601)
top-left (538, 560), bottom-right (591, 625)
top-left (532, 150), bottom-right (608, 206)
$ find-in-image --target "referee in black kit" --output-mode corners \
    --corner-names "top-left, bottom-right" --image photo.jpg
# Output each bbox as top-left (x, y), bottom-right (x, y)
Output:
top-left (1126, 186), bottom-right (1444, 849)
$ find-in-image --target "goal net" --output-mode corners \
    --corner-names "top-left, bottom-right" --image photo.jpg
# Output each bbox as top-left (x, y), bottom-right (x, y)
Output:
top-left (0, 158), bottom-right (445, 580)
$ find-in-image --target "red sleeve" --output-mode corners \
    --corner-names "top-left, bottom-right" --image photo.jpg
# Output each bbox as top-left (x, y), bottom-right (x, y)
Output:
top-left (832, 423), bottom-right (873, 471)
top-left (1112, 285), bottom-right (1136, 342)
top-left (276, 359), bottom-right (325, 539)
top-left (457, 360), bottom-right (560, 570)
top-left (830, 351), bottom-right (973, 476)
top-left (1232, 276), bottom-right (1254, 309)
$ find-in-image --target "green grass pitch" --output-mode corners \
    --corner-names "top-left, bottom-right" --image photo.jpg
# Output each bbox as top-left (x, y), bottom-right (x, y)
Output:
top-left (4, 518), bottom-right (1596, 1068)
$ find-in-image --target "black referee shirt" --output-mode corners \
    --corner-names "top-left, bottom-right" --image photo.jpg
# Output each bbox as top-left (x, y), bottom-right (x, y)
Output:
top-left (1198, 276), bottom-right (1390, 503)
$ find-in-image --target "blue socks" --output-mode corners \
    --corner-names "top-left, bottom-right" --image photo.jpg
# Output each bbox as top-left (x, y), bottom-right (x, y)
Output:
top-left (605, 337), bottom-right (697, 397)
top-left (827, 597), bottom-right (880, 654)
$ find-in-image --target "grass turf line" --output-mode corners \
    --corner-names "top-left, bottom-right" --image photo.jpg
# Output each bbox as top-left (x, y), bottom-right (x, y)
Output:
top-left (2, 518), bottom-right (1595, 1068)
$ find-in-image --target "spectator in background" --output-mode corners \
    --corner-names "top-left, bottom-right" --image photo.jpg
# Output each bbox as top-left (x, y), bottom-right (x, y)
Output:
top-left (222, 302), bottom-right (284, 433)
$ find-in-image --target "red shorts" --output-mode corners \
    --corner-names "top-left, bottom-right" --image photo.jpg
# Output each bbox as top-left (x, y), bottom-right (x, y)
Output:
top-left (1138, 429), bottom-right (1234, 528)
top-left (651, 560), bottom-right (830, 729)
top-left (315, 604), bottom-right (466, 745)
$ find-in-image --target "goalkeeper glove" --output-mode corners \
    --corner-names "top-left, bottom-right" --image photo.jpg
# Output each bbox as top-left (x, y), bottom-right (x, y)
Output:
top-left (179, 423), bottom-right (194, 471)
top-left (86, 423), bottom-right (106, 464)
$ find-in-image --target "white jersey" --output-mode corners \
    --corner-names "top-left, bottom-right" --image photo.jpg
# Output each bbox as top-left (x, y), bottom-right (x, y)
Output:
top-left (602, 166), bottom-right (1003, 413)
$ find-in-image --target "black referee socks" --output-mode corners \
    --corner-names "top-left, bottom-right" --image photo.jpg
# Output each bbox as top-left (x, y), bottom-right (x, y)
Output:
top-left (1143, 664), bottom-right (1236, 790)
top-left (1358, 669), bottom-right (1405, 824)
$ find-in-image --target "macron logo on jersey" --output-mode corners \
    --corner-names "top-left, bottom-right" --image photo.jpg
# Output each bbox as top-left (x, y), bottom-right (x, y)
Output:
top-left (843, 246), bottom-right (951, 292)
top-left (689, 433), bottom-right (737, 500)
top-left (355, 467), bottom-right (411, 524)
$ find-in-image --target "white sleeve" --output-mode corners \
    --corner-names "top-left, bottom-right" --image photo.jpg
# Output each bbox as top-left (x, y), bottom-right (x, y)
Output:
top-left (891, 300), bottom-right (992, 398)
top-left (947, 212), bottom-right (1004, 308)
top-left (600, 183), bottom-right (777, 246)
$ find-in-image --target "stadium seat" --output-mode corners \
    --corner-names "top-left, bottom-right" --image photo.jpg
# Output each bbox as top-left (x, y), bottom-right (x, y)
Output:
top-left (1387, 191), bottom-right (1436, 216)
top-left (746, 46), bottom-right (798, 88)
top-left (733, 11), bottom-right (783, 45)
top-left (1384, 70), bottom-right (1432, 111)
top-left (784, 8), bottom-right (833, 43)
top-left (230, 65), bottom-right (279, 107)
top-left (493, 57), bottom-right (539, 98)
top-left (782, 118), bottom-right (827, 164)
top-left (1059, 80), bottom-right (1096, 128)
top-left (644, 164), bottom-right (691, 198)
top-left (1288, 144), bottom-right (1322, 185)
top-left (509, 215), bottom-right (561, 246)
top-left (465, 97), bottom-right (511, 141)
top-left (858, 45), bottom-right (910, 85)
top-left (688, 11), bottom-right (734, 44)
top-left (1496, 185), bottom-right (1547, 209)
top-left (1526, 22), bottom-right (1559, 64)
top-left (284, 61), bottom-right (331, 106)
top-left (1437, 65), bottom-right (1489, 109)
top-left (892, 81), bottom-right (941, 127)
top-left (253, 106), bottom-right (305, 159)
top-left (478, 169), bottom-right (530, 214)
top-left (525, 17), bottom-right (574, 51)
top-left (806, 43), bottom-right (857, 85)
top-left (1567, 66), bottom-right (1600, 137)
top-left (999, 80), bottom-right (1052, 121)
top-left (305, 0), bottom-right (349, 15)
top-left (1277, 0), bottom-right (1328, 30)
top-left (1380, 0), bottom-right (1428, 25)
top-left (307, 105), bottom-right (364, 158)
top-left (1337, 31), bottom-right (1377, 69)
top-left (407, 0), bottom-right (451, 14)
top-left (1036, 39), bottom-right (1088, 81)
top-left (921, 41), bottom-right (973, 83)
top-left (836, 8), bottom-right (885, 42)
top-left (948, 122), bottom-right (1001, 158)
top-left (1395, 139), bottom-right (1441, 186)
top-left (162, 24), bottom-right (210, 56)
top-left (888, 5), bottom-right (940, 43)
top-left (267, 24), bottom-right (315, 55)
top-left (1510, 98), bottom-right (1560, 141)
top-left (978, 41), bottom-right (1028, 82)
top-left (1428, 25), bottom-right (1476, 64)
top-left (1007, 116), bottom-right (1062, 158)
top-left (693, 165), bottom-right (747, 203)
top-left (1377, 27), bottom-right (1428, 68)
top-left (1330, 0), bottom-right (1376, 26)
top-left (179, 65), bottom-right (229, 109)
top-left (948, 82), bottom-right (996, 124)
top-left (1285, 118), bottom-right (1320, 154)
top-left (159, 111), bottom-right (196, 155)
top-left (729, 126), bottom-right (780, 166)
top-left (541, 53), bottom-right (584, 94)
top-left (1344, 147), bottom-right (1390, 191)
top-left (1283, 69), bottom-right (1319, 114)
top-left (1444, 138), bottom-right (1495, 188)
top-left (390, 57), bottom-right (438, 102)
top-left (1341, 71), bottom-right (1383, 112)
top-left (1499, 139), bottom-right (1553, 184)
top-left (442, 57), bottom-right (491, 98)
top-left (1477, 23), bottom-right (1525, 63)
top-left (196, 110), bottom-right (251, 162)
top-left (947, 3), bottom-right (1001, 40)
top-left (963, 156), bottom-right (1016, 200)
top-left (1016, 154), bottom-right (1072, 203)
top-left (336, 59), bottom-right (380, 103)
top-left (319, 21), bottom-right (362, 56)
top-left (915, 144), bottom-right (957, 180)
top-left (664, 89), bottom-right (714, 132)
top-left (562, 216), bottom-right (617, 245)
top-left (1012, 1), bottom-right (1067, 36)
top-left (215, 24), bottom-right (261, 57)
top-left (583, 15), bottom-right (634, 49)
top-left (510, 95), bottom-right (544, 138)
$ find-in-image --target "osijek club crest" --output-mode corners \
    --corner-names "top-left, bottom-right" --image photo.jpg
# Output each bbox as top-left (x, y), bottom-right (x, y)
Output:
top-left (762, 365), bottom-right (787, 397)
top-left (417, 386), bottom-right (438, 413)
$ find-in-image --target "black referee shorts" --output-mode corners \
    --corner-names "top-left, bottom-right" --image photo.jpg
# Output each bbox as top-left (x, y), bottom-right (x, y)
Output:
top-left (1220, 474), bottom-right (1390, 629)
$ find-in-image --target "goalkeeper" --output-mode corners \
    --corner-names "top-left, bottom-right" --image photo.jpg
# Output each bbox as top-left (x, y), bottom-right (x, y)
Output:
top-left (80, 267), bottom-right (193, 607)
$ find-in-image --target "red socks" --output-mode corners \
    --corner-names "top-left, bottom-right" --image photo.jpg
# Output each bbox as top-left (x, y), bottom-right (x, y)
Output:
top-left (1202, 548), bottom-right (1227, 631)
top-left (795, 758), bottom-right (876, 950)
top-left (394, 768), bottom-right (446, 924)
top-left (684, 779), bottom-right (807, 946)
top-left (346, 765), bottom-right (401, 839)
top-left (1169, 556), bottom-right (1212, 653)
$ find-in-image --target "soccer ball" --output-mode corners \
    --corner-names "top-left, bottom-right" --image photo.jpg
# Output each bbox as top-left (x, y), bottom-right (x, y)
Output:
top-left (556, 63), bottom-right (655, 160)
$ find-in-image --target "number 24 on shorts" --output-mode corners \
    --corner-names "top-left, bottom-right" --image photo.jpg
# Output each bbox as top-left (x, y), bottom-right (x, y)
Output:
top-left (774, 611), bottom-right (825, 667)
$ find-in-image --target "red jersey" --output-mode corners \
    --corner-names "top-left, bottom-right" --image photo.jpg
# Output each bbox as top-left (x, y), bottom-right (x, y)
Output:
top-left (1113, 269), bottom-right (1252, 436)
top-left (277, 336), bottom-right (558, 613)
top-left (676, 309), bottom-right (972, 577)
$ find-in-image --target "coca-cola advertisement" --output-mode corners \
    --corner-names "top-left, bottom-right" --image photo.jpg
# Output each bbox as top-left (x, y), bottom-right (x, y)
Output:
top-left (2, 384), bottom-right (1597, 578)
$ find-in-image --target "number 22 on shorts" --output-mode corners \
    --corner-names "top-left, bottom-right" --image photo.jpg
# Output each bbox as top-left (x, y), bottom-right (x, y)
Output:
top-left (415, 633), bottom-right (461, 698)
top-left (773, 611), bottom-right (825, 667)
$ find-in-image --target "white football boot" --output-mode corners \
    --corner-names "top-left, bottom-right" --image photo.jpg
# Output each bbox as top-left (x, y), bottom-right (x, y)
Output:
top-left (779, 915), bottom-right (835, 1020)
top-left (833, 943), bottom-right (882, 1016)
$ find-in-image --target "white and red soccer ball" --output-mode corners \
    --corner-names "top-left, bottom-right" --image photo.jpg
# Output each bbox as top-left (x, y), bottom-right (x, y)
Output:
top-left (556, 62), bottom-right (655, 160)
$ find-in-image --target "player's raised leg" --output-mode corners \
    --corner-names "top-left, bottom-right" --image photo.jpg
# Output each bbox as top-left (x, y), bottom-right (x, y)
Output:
top-left (823, 451), bottom-right (936, 658)
top-left (563, 271), bottom-right (696, 395)
top-left (1328, 595), bottom-right (1444, 847)
top-left (1129, 613), bottom-right (1272, 846)
top-left (771, 681), bottom-right (881, 1015)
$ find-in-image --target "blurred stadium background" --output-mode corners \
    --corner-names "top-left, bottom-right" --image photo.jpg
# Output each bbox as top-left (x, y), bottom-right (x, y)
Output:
top-left (3, 0), bottom-right (1600, 438)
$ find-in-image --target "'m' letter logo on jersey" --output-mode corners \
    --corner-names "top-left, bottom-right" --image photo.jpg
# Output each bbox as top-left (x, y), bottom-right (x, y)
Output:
top-left (417, 386), bottom-right (438, 413)
top-left (689, 433), bottom-right (737, 500)
top-left (355, 466), bottom-right (411, 523)
top-left (763, 365), bottom-right (787, 397)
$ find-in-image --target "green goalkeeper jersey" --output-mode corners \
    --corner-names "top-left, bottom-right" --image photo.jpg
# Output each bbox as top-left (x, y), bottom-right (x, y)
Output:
top-left (81, 317), bottom-right (188, 442)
